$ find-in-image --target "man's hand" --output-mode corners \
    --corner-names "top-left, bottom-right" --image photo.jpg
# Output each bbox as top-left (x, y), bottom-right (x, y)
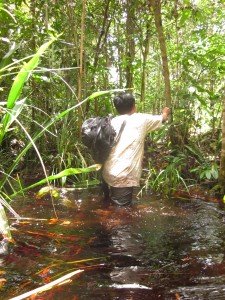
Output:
top-left (162, 107), bottom-right (171, 122)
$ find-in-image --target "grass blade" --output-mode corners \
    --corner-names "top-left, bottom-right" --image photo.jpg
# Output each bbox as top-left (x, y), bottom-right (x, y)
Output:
top-left (11, 165), bottom-right (102, 196)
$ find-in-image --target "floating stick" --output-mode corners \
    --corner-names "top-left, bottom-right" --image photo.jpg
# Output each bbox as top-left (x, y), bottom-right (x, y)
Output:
top-left (9, 269), bottom-right (84, 300)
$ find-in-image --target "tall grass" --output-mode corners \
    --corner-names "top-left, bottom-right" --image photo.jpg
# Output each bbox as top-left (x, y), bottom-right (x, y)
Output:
top-left (0, 37), bottom-right (59, 236)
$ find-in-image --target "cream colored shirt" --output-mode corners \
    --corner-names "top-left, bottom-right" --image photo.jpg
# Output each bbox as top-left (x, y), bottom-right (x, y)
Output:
top-left (102, 113), bottom-right (163, 187)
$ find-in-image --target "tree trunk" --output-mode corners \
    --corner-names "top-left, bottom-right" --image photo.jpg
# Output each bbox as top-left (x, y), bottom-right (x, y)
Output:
top-left (77, 0), bottom-right (86, 102)
top-left (93, 0), bottom-right (111, 73)
top-left (77, 0), bottom-right (86, 118)
top-left (125, 0), bottom-right (135, 89)
top-left (86, 0), bottom-right (111, 114)
top-left (150, 0), bottom-right (177, 146)
top-left (141, 19), bottom-right (151, 107)
top-left (116, 22), bottom-right (124, 88)
top-left (150, 0), bottom-right (172, 110)
top-left (219, 88), bottom-right (225, 194)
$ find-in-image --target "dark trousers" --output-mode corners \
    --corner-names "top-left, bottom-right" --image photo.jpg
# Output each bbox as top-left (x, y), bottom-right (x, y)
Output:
top-left (101, 179), bottom-right (133, 206)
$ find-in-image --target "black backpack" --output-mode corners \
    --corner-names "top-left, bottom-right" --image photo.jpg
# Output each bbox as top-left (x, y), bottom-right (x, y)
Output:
top-left (81, 116), bottom-right (125, 164)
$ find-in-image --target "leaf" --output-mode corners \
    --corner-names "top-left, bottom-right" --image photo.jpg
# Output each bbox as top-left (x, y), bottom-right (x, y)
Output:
top-left (15, 164), bottom-right (102, 196)
top-left (0, 37), bottom-right (56, 144)
top-left (0, 41), bottom-right (19, 70)
top-left (6, 98), bottom-right (26, 128)
top-left (37, 186), bottom-right (60, 199)
top-left (48, 218), bottom-right (59, 224)
top-left (205, 170), bottom-right (212, 180)
top-left (88, 88), bottom-right (125, 100)
top-left (200, 172), bottom-right (205, 179)
top-left (179, 9), bottom-right (191, 27)
top-left (60, 220), bottom-right (71, 225)
top-left (211, 168), bottom-right (218, 179)
top-left (7, 39), bottom-right (55, 109)
top-left (0, 7), bottom-right (17, 23)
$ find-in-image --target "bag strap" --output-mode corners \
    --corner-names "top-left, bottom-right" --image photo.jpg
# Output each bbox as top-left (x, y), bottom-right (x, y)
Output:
top-left (94, 118), bottom-right (103, 143)
top-left (113, 120), bottom-right (126, 146)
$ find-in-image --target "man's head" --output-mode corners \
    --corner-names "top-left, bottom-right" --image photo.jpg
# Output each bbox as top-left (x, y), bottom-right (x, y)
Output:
top-left (113, 93), bottom-right (136, 115)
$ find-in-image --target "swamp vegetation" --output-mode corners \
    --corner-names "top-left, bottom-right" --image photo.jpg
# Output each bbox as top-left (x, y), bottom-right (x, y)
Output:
top-left (0, 0), bottom-right (225, 298)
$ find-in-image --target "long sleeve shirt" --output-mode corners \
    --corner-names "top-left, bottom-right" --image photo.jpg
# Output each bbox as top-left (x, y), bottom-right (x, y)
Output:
top-left (102, 113), bottom-right (163, 187)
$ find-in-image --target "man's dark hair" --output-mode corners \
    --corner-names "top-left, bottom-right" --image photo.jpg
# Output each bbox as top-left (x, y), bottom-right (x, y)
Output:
top-left (113, 93), bottom-right (135, 114)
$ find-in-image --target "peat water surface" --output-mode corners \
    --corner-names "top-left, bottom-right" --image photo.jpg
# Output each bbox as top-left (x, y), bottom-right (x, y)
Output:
top-left (1, 189), bottom-right (225, 299)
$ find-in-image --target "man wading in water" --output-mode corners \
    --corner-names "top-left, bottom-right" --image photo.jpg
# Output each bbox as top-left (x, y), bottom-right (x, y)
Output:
top-left (102, 92), bottom-right (170, 206)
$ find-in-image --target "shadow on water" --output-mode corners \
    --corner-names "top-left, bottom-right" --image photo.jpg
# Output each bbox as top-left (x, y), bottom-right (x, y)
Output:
top-left (1, 188), bottom-right (225, 299)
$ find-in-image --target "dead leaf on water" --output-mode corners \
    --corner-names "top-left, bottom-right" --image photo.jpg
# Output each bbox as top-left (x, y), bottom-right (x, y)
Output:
top-left (88, 237), bottom-right (97, 244)
top-left (48, 218), bottom-right (59, 225)
top-left (0, 278), bottom-right (7, 288)
top-left (94, 209), bottom-right (112, 217)
top-left (18, 221), bottom-right (31, 225)
top-left (38, 267), bottom-right (52, 277)
top-left (60, 220), bottom-right (71, 226)
top-left (175, 292), bottom-right (181, 300)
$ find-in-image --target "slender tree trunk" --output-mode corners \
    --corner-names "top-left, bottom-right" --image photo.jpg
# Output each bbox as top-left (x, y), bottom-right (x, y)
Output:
top-left (150, 0), bottom-right (177, 146)
top-left (174, 0), bottom-right (179, 80)
top-left (93, 0), bottom-right (111, 115)
top-left (150, 0), bottom-right (172, 110)
top-left (64, 1), bottom-right (79, 99)
top-left (30, 0), bottom-right (37, 137)
top-left (77, 0), bottom-right (86, 109)
top-left (174, 0), bottom-right (180, 107)
top-left (77, 0), bottom-right (86, 102)
top-left (125, 0), bottom-right (135, 89)
top-left (116, 22), bottom-right (123, 88)
top-left (93, 0), bottom-right (111, 72)
top-left (44, 1), bottom-right (52, 116)
top-left (141, 19), bottom-right (151, 107)
top-left (210, 77), bottom-right (216, 137)
top-left (44, 1), bottom-right (49, 31)
top-left (219, 88), bottom-right (225, 194)
top-left (87, 0), bottom-right (111, 114)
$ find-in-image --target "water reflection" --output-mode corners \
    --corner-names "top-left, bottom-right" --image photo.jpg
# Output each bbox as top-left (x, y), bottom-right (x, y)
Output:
top-left (1, 193), bottom-right (225, 299)
top-left (188, 201), bottom-right (224, 259)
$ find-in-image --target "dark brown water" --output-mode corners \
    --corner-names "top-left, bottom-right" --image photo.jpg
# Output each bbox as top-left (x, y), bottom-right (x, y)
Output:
top-left (1, 188), bottom-right (225, 299)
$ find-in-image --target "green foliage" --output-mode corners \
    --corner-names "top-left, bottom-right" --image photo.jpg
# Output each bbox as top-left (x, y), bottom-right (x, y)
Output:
top-left (191, 162), bottom-right (219, 181)
top-left (0, 36), bottom-right (58, 237)
top-left (151, 155), bottom-right (189, 196)
top-left (0, 37), bottom-right (56, 143)
top-left (14, 164), bottom-right (102, 196)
